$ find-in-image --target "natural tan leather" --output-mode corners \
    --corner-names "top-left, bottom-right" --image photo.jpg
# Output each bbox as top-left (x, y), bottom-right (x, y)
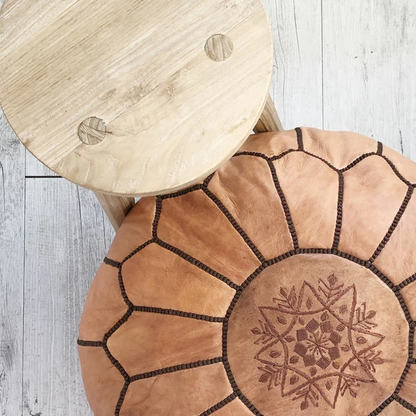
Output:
top-left (339, 156), bottom-right (408, 260)
top-left (273, 152), bottom-right (339, 248)
top-left (158, 190), bottom-right (261, 285)
top-left (381, 401), bottom-right (415, 416)
top-left (121, 243), bottom-right (235, 316)
top-left (79, 347), bottom-right (126, 416)
top-left (207, 155), bottom-right (293, 260)
top-left (79, 128), bottom-right (416, 415)
top-left (107, 313), bottom-right (223, 375)
top-left (120, 363), bottom-right (232, 415)
top-left (227, 255), bottom-right (407, 416)
top-left (373, 194), bottom-right (416, 284)
top-left (79, 264), bottom-right (128, 342)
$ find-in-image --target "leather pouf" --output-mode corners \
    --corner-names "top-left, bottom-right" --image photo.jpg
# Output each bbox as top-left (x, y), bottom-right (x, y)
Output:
top-left (78, 128), bottom-right (416, 416)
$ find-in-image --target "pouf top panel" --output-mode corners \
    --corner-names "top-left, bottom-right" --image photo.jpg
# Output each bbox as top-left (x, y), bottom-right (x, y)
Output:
top-left (78, 127), bottom-right (416, 416)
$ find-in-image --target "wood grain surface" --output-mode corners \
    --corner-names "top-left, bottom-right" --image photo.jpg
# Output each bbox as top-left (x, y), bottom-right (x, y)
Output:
top-left (1, 0), bottom-right (416, 414)
top-left (22, 180), bottom-right (113, 416)
top-left (0, 108), bottom-right (24, 415)
top-left (0, 0), bottom-right (273, 196)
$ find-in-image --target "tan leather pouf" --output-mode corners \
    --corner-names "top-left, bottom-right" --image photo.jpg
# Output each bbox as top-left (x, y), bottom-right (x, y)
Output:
top-left (78, 128), bottom-right (416, 416)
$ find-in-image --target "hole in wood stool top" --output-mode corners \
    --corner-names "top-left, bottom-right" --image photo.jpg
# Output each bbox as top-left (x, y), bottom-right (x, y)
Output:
top-left (205, 34), bottom-right (234, 62)
top-left (78, 117), bottom-right (107, 145)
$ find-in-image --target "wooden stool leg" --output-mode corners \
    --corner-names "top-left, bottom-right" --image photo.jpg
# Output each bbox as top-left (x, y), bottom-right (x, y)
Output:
top-left (94, 192), bottom-right (135, 231)
top-left (254, 93), bottom-right (284, 133)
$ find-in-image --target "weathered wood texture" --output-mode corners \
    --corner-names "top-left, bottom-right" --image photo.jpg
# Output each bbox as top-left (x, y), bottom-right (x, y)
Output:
top-left (0, 0), bottom-right (415, 414)
top-left (264, 0), bottom-right (323, 129)
top-left (0, 109), bottom-right (24, 415)
top-left (322, 0), bottom-right (416, 155)
top-left (93, 192), bottom-right (135, 231)
top-left (23, 180), bottom-right (112, 415)
top-left (0, 0), bottom-right (273, 197)
top-left (254, 93), bottom-right (284, 132)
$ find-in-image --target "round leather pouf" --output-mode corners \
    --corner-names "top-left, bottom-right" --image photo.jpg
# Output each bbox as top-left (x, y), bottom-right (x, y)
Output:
top-left (78, 128), bottom-right (416, 416)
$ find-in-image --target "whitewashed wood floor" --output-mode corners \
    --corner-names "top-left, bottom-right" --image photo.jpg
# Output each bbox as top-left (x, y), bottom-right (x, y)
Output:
top-left (1, 0), bottom-right (415, 415)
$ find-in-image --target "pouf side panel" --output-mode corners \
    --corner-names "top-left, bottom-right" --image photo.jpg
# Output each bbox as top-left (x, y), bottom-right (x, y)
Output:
top-left (106, 197), bottom-right (156, 263)
top-left (398, 365), bottom-right (416, 407)
top-left (120, 362), bottom-right (232, 415)
top-left (303, 127), bottom-right (378, 170)
top-left (209, 397), bottom-right (254, 415)
top-left (380, 401), bottom-right (415, 415)
top-left (238, 130), bottom-right (298, 157)
top-left (157, 190), bottom-right (261, 285)
top-left (373, 193), bottom-right (416, 284)
top-left (207, 155), bottom-right (293, 260)
top-left (79, 346), bottom-right (126, 416)
top-left (273, 151), bottom-right (339, 249)
top-left (122, 243), bottom-right (235, 316)
top-left (401, 283), bottom-right (416, 320)
top-left (79, 263), bottom-right (128, 341)
top-left (339, 156), bottom-right (409, 259)
top-left (107, 313), bottom-right (223, 376)
top-left (383, 144), bottom-right (416, 184)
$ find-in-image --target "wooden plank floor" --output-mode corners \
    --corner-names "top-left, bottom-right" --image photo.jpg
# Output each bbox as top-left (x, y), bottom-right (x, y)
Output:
top-left (1, 0), bottom-right (416, 414)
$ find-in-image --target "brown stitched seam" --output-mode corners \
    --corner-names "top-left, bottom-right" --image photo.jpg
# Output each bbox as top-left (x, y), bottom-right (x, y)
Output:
top-left (409, 325), bottom-right (415, 360)
top-left (121, 239), bottom-right (154, 264)
top-left (233, 151), bottom-right (269, 161)
top-left (393, 394), bottom-right (416, 413)
top-left (232, 141), bottom-right (412, 191)
top-left (115, 381), bottom-right (129, 416)
top-left (199, 392), bottom-right (237, 415)
top-left (116, 240), bottom-right (155, 309)
top-left (233, 149), bottom-right (297, 162)
top-left (393, 308), bottom-right (415, 396)
top-left (332, 171), bottom-right (344, 250)
top-left (77, 340), bottom-right (103, 347)
top-left (295, 127), bottom-right (304, 150)
top-left (380, 155), bottom-right (413, 186)
top-left (129, 357), bottom-right (223, 382)
top-left (340, 152), bottom-right (378, 172)
top-left (160, 184), bottom-right (203, 200)
top-left (222, 291), bottom-right (264, 416)
top-left (155, 238), bottom-right (240, 291)
top-left (367, 395), bottom-right (395, 416)
top-left (104, 257), bottom-right (121, 268)
top-left (396, 274), bottom-right (416, 290)
top-left (301, 149), bottom-right (339, 172)
top-left (377, 141), bottom-right (383, 155)
top-left (118, 267), bottom-right (134, 308)
top-left (395, 292), bottom-right (414, 324)
top-left (269, 148), bottom-right (297, 161)
top-left (102, 308), bottom-right (133, 382)
top-left (152, 197), bottom-right (162, 239)
top-left (132, 306), bottom-right (224, 323)
top-left (369, 186), bottom-right (414, 263)
top-left (101, 136), bottom-right (415, 415)
top-left (102, 341), bottom-right (130, 381)
top-left (223, 248), bottom-right (412, 416)
top-left (203, 187), bottom-right (266, 263)
top-left (203, 172), bottom-right (216, 187)
top-left (267, 159), bottom-right (299, 250)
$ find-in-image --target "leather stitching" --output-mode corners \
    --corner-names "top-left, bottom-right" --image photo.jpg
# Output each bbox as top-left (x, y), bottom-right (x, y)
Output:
top-left (78, 129), bottom-right (416, 415)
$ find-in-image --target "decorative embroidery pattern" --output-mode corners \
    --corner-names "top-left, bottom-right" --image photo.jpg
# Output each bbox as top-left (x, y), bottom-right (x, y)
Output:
top-left (252, 274), bottom-right (385, 411)
top-left (78, 129), bottom-right (416, 416)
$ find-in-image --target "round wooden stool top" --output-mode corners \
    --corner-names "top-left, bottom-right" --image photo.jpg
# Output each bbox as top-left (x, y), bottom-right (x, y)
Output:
top-left (0, 0), bottom-right (273, 196)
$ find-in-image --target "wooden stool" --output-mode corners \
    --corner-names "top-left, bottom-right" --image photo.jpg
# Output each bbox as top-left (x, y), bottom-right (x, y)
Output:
top-left (0, 0), bottom-right (282, 229)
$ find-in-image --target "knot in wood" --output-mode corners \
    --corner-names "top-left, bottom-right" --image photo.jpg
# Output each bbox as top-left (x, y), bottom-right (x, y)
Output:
top-left (78, 117), bottom-right (107, 145)
top-left (205, 34), bottom-right (234, 62)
